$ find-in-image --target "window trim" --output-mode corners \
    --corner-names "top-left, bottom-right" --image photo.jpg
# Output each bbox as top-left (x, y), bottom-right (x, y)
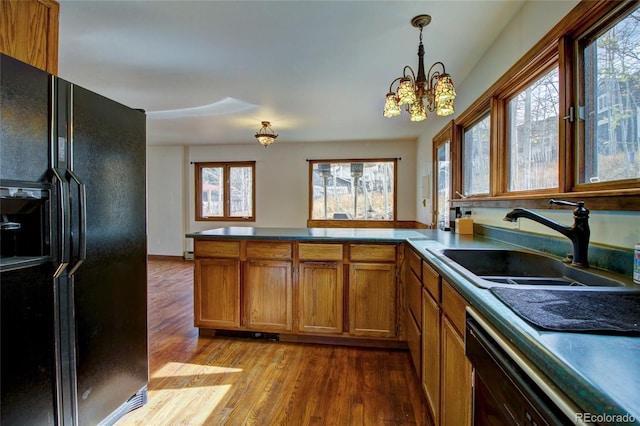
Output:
top-left (306, 158), bottom-right (399, 228)
top-left (432, 121), bottom-right (455, 229)
top-left (194, 161), bottom-right (256, 222)
top-left (497, 57), bottom-right (560, 196)
top-left (456, 103), bottom-right (491, 198)
top-left (450, 0), bottom-right (640, 211)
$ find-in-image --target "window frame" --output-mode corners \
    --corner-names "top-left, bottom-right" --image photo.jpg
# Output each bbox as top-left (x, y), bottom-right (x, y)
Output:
top-left (450, 0), bottom-right (640, 211)
top-left (432, 121), bottom-right (455, 229)
top-left (306, 158), bottom-right (399, 228)
top-left (572, 0), bottom-right (640, 192)
top-left (194, 161), bottom-right (256, 222)
top-left (497, 50), bottom-right (561, 196)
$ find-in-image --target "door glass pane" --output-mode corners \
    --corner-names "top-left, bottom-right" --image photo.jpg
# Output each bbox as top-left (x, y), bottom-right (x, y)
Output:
top-left (436, 141), bottom-right (450, 228)
top-left (463, 115), bottom-right (490, 195)
top-left (509, 66), bottom-right (559, 191)
top-left (581, 4), bottom-right (640, 183)
top-left (201, 166), bottom-right (223, 217)
top-left (229, 166), bottom-right (253, 218)
top-left (311, 161), bottom-right (394, 220)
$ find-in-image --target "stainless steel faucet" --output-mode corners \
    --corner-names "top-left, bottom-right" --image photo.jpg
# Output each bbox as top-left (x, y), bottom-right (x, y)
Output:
top-left (503, 199), bottom-right (590, 267)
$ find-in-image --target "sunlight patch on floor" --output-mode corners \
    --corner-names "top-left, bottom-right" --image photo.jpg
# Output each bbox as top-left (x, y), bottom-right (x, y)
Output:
top-left (152, 361), bottom-right (242, 378)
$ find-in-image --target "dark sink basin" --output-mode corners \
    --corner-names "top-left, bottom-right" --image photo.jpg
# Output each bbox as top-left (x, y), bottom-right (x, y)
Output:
top-left (441, 249), bottom-right (562, 277)
top-left (434, 248), bottom-right (626, 288)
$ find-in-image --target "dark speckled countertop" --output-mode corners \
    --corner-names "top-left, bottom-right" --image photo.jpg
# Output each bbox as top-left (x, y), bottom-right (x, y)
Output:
top-left (187, 226), bottom-right (431, 242)
top-left (187, 227), bottom-right (640, 423)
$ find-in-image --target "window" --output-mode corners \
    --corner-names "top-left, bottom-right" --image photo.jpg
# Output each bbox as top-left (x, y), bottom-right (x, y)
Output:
top-left (195, 161), bottom-right (255, 221)
top-left (577, 2), bottom-right (640, 185)
top-left (433, 123), bottom-right (453, 229)
top-left (508, 66), bottom-right (560, 191)
top-left (449, 1), bottom-right (639, 211)
top-left (308, 159), bottom-right (396, 222)
top-left (462, 114), bottom-right (491, 196)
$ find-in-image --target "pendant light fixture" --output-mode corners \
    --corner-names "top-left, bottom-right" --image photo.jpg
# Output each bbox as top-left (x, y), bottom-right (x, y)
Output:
top-left (383, 15), bottom-right (456, 121)
top-left (255, 121), bottom-right (278, 147)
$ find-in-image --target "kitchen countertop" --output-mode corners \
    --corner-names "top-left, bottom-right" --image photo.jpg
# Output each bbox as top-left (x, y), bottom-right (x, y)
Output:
top-left (187, 226), bottom-right (431, 242)
top-left (187, 227), bottom-right (640, 423)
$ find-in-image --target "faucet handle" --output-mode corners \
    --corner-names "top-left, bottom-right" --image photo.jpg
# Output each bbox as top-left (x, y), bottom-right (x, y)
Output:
top-left (550, 199), bottom-right (589, 217)
top-left (550, 199), bottom-right (583, 207)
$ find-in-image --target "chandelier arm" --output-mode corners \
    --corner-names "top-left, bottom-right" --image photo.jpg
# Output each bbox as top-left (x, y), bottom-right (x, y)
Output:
top-left (388, 77), bottom-right (403, 93)
top-left (427, 61), bottom-right (446, 79)
top-left (402, 65), bottom-right (416, 81)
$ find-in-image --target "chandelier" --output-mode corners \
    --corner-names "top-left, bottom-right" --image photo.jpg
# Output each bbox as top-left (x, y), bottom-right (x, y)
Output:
top-left (383, 15), bottom-right (456, 122)
top-left (255, 121), bottom-right (278, 147)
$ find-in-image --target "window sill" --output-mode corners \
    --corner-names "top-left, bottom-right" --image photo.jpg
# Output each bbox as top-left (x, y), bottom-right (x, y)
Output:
top-left (306, 220), bottom-right (424, 229)
top-left (450, 188), bottom-right (640, 211)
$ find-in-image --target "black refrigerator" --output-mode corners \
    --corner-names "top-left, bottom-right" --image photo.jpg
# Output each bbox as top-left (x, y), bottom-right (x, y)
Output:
top-left (0, 53), bottom-right (148, 425)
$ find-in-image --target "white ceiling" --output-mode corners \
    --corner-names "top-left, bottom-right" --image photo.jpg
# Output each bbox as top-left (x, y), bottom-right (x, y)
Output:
top-left (57, 0), bottom-right (525, 146)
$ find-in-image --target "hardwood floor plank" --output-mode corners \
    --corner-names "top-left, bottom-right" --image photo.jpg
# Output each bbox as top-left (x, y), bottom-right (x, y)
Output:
top-left (116, 258), bottom-right (430, 425)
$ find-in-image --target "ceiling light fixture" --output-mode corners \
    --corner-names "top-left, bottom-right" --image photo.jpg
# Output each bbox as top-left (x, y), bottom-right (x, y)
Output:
top-left (255, 121), bottom-right (278, 147)
top-left (383, 15), bottom-right (456, 122)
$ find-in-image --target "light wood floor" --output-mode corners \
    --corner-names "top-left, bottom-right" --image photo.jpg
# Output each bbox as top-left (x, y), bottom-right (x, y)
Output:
top-left (116, 257), bottom-right (430, 425)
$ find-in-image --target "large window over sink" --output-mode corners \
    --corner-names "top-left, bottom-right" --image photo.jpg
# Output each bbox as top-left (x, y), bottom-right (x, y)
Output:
top-left (308, 159), bottom-right (396, 223)
top-left (577, 2), bottom-right (640, 186)
top-left (446, 0), bottom-right (639, 211)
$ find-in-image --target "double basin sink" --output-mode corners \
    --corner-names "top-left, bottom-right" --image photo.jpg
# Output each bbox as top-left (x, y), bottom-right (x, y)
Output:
top-left (430, 248), bottom-right (634, 290)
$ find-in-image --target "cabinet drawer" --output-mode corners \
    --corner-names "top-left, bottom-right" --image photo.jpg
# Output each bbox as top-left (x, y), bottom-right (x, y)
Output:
top-left (407, 269), bottom-right (422, 328)
top-left (441, 279), bottom-right (468, 336)
top-left (422, 262), bottom-right (441, 301)
top-left (408, 248), bottom-right (422, 279)
top-left (298, 243), bottom-right (343, 261)
top-left (246, 241), bottom-right (292, 259)
top-left (194, 240), bottom-right (240, 258)
top-left (350, 244), bottom-right (396, 262)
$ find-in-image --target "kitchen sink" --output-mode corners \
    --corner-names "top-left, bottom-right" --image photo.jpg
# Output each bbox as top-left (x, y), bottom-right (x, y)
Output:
top-left (433, 248), bottom-right (628, 289)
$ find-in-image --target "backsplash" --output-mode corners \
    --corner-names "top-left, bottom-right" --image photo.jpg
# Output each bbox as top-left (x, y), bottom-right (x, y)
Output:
top-left (475, 224), bottom-right (634, 277)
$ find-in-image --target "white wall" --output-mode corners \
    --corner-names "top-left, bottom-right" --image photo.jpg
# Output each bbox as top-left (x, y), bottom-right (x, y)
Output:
top-left (147, 145), bottom-right (186, 256)
top-left (147, 139), bottom-right (417, 255)
top-left (414, 0), bottom-right (640, 252)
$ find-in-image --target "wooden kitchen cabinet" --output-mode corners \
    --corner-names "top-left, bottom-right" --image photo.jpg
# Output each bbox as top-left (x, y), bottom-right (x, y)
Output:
top-left (349, 244), bottom-right (398, 338)
top-left (422, 287), bottom-right (441, 425)
top-left (244, 260), bottom-right (293, 331)
top-left (418, 256), bottom-right (472, 426)
top-left (349, 262), bottom-right (397, 337)
top-left (192, 238), bottom-right (402, 346)
top-left (441, 314), bottom-right (472, 426)
top-left (0, 0), bottom-right (59, 74)
top-left (297, 243), bottom-right (344, 334)
top-left (406, 247), bottom-right (423, 375)
top-left (194, 258), bottom-right (241, 329)
top-left (298, 261), bottom-right (343, 334)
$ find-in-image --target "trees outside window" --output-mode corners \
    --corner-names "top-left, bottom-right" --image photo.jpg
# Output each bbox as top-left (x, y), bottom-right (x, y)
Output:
top-left (579, 4), bottom-right (640, 184)
top-left (508, 66), bottom-right (560, 191)
top-left (309, 160), bottom-right (396, 221)
top-left (195, 161), bottom-right (255, 221)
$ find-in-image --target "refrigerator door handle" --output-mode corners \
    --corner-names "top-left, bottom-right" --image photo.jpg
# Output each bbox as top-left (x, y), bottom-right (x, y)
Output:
top-left (66, 169), bottom-right (87, 275)
top-left (51, 168), bottom-right (69, 278)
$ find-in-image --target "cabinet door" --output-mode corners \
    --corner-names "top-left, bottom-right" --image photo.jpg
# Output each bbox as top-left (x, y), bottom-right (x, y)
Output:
top-left (244, 260), bottom-right (293, 331)
top-left (0, 0), bottom-right (59, 74)
top-left (298, 262), bottom-right (343, 334)
top-left (348, 263), bottom-right (396, 337)
top-left (441, 316), bottom-right (472, 426)
top-left (406, 309), bottom-right (421, 375)
top-left (422, 289), bottom-right (441, 425)
top-left (194, 259), bottom-right (240, 328)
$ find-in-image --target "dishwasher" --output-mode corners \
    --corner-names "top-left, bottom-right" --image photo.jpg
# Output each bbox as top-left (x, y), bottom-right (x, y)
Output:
top-left (466, 308), bottom-right (583, 426)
